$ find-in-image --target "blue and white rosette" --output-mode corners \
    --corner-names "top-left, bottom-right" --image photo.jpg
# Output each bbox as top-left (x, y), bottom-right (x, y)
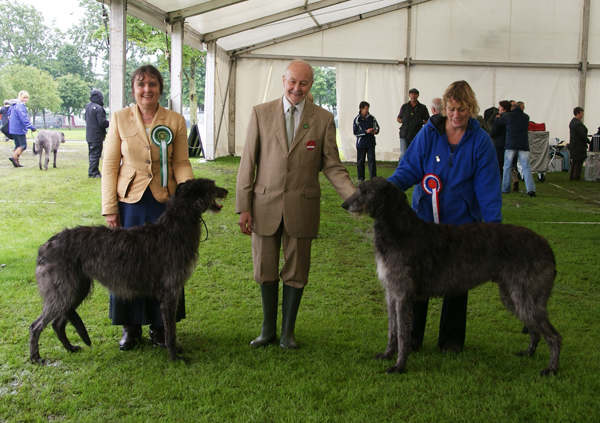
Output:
top-left (150, 125), bottom-right (173, 188)
top-left (421, 173), bottom-right (442, 224)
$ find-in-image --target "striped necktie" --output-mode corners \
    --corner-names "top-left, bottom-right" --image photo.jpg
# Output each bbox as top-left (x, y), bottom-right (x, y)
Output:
top-left (286, 105), bottom-right (296, 148)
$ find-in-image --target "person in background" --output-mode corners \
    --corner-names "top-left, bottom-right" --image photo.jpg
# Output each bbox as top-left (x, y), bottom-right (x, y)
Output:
top-left (353, 101), bottom-right (380, 182)
top-left (387, 80), bottom-right (502, 354)
top-left (430, 98), bottom-right (442, 115)
top-left (1, 100), bottom-right (12, 142)
top-left (85, 89), bottom-right (110, 178)
top-left (568, 107), bottom-right (590, 180)
top-left (490, 100), bottom-right (513, 176)
top-left (8, 91), bottom-right (36, 167)
top-left (236, 60), bottom-right (356, 350)
top-left (397, 88), bottom-right (429, 160)
top-left (496, 102), bottom-right (536, 196)
top-left (101, 65), bottom-right (194, 351)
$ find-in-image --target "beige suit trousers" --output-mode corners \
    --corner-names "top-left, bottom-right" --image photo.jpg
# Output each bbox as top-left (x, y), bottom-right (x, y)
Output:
top-left (251, 219), bottom-right (312, 289)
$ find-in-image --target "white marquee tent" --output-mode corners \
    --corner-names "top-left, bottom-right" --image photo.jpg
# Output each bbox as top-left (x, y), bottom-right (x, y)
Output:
top-left (104, 0), bottom-right (598, 162)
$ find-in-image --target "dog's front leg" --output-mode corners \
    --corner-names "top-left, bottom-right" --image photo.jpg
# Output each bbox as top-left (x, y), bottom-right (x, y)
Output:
top-left (387, 294), bottom-right (412, 374)
top-left (160, 291), bottom-right (183, 361)
top-left (375, 291), bottom-right (398, 361)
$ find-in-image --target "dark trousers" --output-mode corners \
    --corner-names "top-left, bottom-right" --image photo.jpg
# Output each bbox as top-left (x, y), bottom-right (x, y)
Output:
top-left (88, 141), bottom-right (103, 177)
top-left (495, 146), bottom-right (504, 176)
top-left (570, 160), bottom-right (584, 180)
top-left (411, 292), bottom-right (468, 349)
top-left (356, 146), bottom-right (376, 181)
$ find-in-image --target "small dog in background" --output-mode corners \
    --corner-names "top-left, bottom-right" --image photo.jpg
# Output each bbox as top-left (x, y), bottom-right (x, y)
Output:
top-left (341, 177), bottom-right (562, 376)
top-left (33, 130), bottom-right (65, 170)
top-left (29, 178), bottom-right (228, 364)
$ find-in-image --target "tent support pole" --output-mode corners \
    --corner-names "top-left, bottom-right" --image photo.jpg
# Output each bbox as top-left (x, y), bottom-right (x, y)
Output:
top-left (579, 0), bottom-right (590, 113)
top-left (404, 3), bottom-right (412, 103)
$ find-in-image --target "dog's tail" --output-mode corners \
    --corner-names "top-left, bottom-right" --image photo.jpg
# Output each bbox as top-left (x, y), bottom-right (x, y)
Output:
top-left (32, 141), bottom-right (38, 155)
top-left (68, 310), bottom-right (91, 347)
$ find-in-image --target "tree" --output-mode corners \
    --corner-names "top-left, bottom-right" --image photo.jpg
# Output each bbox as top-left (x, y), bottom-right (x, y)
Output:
top-left (0, 65), bottom-right (62, 122)
top-left (57, 74), bottom-right (90, 129)
top-left (311, 67), bottom-right (336, 110)
top-left (50, 44), bottom-right (95, 83)
top-left (0, 3), bottom-right (53, 68)
top-left (69, 0), bottom-right (110, 79)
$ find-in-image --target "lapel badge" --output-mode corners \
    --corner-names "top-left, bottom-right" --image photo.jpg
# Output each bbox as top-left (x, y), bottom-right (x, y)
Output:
top-left (306, 140), bottom-right (316, 150)
top-left (436, 155), bottom-right (440, 162)
top-left (303, 124), bottom-right (308, 129)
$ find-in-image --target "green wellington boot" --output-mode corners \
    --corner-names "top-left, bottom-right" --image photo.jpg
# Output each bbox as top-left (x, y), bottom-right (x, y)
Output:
top-left (250, 283), bottom-right (279, 347)
top-left (280, 284), bottom-right (304, 349)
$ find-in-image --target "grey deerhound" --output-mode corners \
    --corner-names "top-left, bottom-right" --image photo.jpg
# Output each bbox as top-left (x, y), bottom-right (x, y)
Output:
top-left (29, 178), bottom-right (228, 363)
top-left (341, 177), bottom-right (561, 376)
top-left (32, 130), bottom-right (65, 170)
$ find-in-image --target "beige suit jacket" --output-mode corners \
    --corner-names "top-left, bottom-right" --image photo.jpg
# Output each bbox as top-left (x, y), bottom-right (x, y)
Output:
top-left (236, 97), bottom-right (356, 238)
top-left (102, 104), bottom-right (194, 215)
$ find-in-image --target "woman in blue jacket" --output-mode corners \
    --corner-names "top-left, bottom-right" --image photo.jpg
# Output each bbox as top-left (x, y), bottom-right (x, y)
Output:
top-left (8, 91), bottom-right (36, 167)
top-left (388, 80), bottom-right (502, 353)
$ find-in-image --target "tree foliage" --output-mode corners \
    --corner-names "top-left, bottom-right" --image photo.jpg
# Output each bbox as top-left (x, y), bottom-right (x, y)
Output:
top-left (0, 65), bottom-right (62, 119)
top-left (57, 74), bottom-right (90, 128)
top-left (0, 2), bottom-right (53, 68)
top-left (311, 67), bottom-right (337, 110)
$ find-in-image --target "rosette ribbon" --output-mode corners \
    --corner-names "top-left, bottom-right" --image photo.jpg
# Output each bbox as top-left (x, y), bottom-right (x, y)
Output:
top-left (421, 173), bottom-right (442, 224)
top-left (150, 125), bottom-right (173, 188)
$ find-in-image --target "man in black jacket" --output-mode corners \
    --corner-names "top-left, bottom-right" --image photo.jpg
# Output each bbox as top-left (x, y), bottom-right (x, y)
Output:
top-left (496, 103), bottom-right (536, 196)
top-left (568, 107), bottom-right (589, 180)
top-left (397, 88), bottom-right (429, 160)
top-left (85, 89), bottom-right (109, 178)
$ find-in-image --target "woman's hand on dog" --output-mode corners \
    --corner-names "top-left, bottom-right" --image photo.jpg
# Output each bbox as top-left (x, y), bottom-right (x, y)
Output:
top-left (105, 214), bottom-right (122, 228)
top-left (239, 212), bottom-right (253, 235)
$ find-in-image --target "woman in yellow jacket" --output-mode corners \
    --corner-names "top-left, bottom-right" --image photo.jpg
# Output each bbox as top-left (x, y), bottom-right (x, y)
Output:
top-left (101, 65), bottom-right (194, 351)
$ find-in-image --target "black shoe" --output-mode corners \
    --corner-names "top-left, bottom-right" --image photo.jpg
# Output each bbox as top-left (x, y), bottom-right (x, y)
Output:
top-left (527, 191), bottom-right (536, 197)
top-left (119, 325), bottom-right (142, 351)
top-left (8, 157), bottom-right (20, 168)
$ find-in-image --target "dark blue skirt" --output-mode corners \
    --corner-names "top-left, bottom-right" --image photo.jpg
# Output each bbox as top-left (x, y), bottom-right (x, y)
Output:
top-left (108, 189), bottom-right (186, 326)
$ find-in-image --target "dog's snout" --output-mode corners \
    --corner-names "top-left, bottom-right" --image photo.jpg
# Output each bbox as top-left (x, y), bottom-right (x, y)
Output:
top-left (341, 202), bottom-right (348, 210)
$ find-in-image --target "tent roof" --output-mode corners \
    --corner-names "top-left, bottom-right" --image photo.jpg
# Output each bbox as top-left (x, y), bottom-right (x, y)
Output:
top-left (125, 0), bottom-right (421, 53)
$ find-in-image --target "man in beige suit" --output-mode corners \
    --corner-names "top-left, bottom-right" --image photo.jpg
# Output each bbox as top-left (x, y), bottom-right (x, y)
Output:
top-left (236, 60), bottom-right (356, 349)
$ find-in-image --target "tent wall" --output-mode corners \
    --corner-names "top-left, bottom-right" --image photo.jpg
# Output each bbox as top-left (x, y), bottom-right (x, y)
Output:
top-left (232, 0), bottom-right (597, 160)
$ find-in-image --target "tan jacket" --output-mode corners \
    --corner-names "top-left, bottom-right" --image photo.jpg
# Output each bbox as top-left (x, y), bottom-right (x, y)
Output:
top-left (102, 105), bottom-right (194, 216)
top-left (236, 97), bottom-right (356, 238)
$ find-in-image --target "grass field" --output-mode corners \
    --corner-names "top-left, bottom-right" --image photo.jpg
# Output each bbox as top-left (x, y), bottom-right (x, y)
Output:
top-left (1, 139), bottom-right (599, 422)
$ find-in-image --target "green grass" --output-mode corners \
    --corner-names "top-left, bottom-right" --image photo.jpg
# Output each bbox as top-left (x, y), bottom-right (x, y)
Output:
top-left (1, 140), bottom-right (599, 422)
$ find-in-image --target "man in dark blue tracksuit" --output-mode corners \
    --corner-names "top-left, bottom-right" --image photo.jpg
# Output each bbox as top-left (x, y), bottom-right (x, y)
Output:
top-left (353, 101), bottom-right (380, 181)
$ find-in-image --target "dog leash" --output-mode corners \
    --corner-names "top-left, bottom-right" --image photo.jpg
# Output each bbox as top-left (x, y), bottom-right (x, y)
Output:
top-left (421, 174), bottom-right (442, 224)
top-left (199, 216), bottom-right (209, 242)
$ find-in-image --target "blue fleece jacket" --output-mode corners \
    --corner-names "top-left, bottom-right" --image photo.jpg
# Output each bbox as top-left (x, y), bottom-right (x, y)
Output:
top-left (8, 102), bottom-right (35, 135)
top-left (388, 114), bottom-right (502, 225)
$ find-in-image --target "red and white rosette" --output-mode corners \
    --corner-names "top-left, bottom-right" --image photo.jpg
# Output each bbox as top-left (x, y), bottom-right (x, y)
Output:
top-left (421, 173), bottom-right (442, 224)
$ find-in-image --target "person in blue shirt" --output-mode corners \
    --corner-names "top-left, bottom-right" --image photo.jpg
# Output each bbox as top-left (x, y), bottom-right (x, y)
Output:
top-left (8, 91), bottom-right (36, 167)
top-left (353, 101), bottom-right (380, 181)
top-left (387, 80), bottom-right (502, 353)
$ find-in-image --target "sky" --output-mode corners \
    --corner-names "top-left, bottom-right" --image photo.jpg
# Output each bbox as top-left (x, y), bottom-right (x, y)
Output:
top-left (24, 0), bottom-right (86, 30)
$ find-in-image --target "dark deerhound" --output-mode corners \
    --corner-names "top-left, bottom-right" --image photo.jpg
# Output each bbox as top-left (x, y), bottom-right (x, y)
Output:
top-left (341, 177), bottom-right (561, 376)
top-left (29, 178), bottom-right (228, 363)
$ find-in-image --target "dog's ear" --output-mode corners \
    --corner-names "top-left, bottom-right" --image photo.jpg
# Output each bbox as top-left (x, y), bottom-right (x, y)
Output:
top-left (175, 179), bottom-right (194, 197)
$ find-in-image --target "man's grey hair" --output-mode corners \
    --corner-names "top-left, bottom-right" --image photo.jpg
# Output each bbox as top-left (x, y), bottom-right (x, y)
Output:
top-left (431, 97), bottom-right (442, 113)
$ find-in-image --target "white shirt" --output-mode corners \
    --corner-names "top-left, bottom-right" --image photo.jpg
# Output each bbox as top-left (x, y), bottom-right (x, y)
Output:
top-left (283, 96), bottom-right (305, 138)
